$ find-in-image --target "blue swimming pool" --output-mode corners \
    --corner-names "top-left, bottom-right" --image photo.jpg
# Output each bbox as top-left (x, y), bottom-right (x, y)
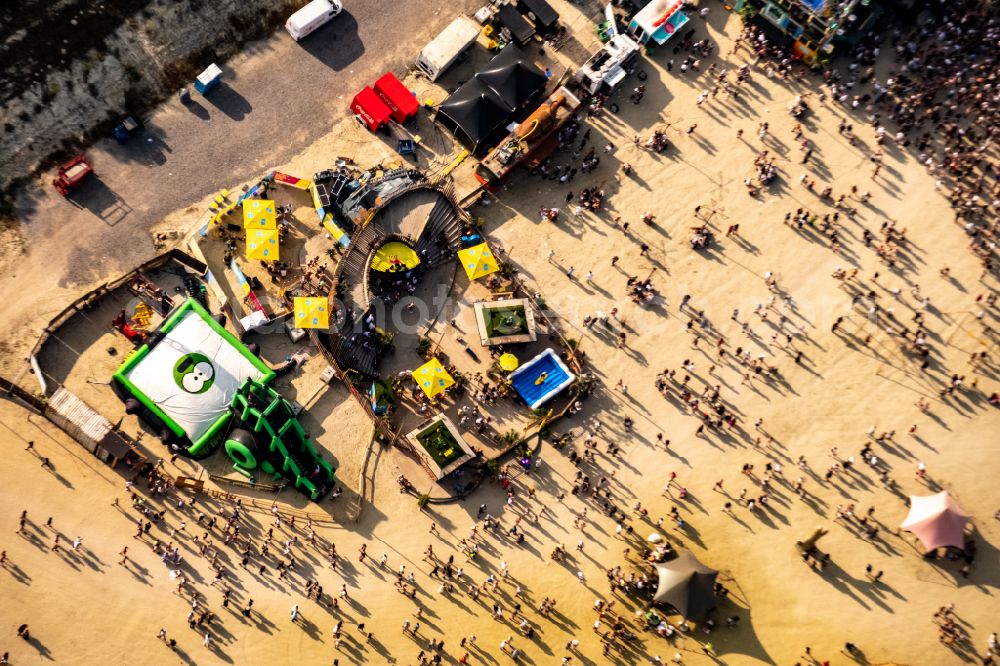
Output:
top-left (509, 348), bottom-right (575, 410)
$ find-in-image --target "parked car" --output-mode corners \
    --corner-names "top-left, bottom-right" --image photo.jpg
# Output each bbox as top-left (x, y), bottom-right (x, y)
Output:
top-left (53, 155), bottom-right (93, 197)
top-left (112, 115), bottom-right (143, 144)
top-left (285, 0), bottom-right (343, 41)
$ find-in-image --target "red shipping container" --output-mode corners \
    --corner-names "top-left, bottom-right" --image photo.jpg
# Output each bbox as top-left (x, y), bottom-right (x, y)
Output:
top-left (374, 72), bottom-right (419, 123)
top-left (351, 87), bottom-right (392, 132)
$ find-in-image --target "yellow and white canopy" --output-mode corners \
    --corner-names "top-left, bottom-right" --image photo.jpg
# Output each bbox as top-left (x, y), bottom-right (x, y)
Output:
top-left (243, 199), bottom-right (277, 230)
top-left (246, 227), bottom-right (279, 261)
top-left (293, 297), bottom-right (329, 329)
top-left (457, 242), bottom-right (499, 280)
top-left (414, 357), bottom-right (455, 398)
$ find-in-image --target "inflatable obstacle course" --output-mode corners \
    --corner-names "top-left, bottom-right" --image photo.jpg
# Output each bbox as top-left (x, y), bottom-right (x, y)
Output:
top-left (227, 380), bottom-right (335, 500)
top-left (113, 298), bottom-right (274, 456)
top-left (113, 298), bottom-right (335, 500)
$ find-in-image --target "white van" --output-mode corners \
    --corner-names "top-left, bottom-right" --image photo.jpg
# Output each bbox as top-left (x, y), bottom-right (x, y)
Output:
top-left (285, 0), bottom-right (343, 42)
top-left (416, 16), bottom-right (481, 81)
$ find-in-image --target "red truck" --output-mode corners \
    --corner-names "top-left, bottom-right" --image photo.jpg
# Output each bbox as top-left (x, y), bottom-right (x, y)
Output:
top-left (52, 155), bottom-right (93, 196)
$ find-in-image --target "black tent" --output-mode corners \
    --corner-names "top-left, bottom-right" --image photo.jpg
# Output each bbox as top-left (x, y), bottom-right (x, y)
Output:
top-left (476, 44), bottom-right (548, 112)
top-left (436, 78), bottom-right (515, 151)
top-left (496, 3), bottom-right (535, 46)
top-left (436, 46), bottom-right (548, 152)
top-left (517, 0), bottom-right (559, 31)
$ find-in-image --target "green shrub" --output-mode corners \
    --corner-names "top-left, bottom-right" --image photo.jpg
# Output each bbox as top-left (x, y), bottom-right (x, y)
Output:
top-left (416, 336), bottom-right (433, 357)
top-left (496, 430), bottom-right (521, 447)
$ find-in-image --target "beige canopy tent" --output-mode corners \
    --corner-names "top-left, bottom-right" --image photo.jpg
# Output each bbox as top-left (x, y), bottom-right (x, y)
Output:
top-left (900, 491), bottom-right (969, 551)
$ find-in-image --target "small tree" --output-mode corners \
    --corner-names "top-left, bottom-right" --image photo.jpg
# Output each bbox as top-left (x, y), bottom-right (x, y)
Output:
top-left (496, 430), bottom-right (521, 447)
top-left (374, 327), bottom-right (395, 348)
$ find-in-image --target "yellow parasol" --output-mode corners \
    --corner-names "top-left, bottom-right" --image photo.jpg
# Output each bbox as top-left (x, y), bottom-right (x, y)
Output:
top-left (293, 297), bottom-right (329, 329)
top-left (414, 357), bottom-right (455, 398)
top-left (371, 241), bottom-right (421, 273)
top-left (457, 242), bottom-right (499, 280)
top-left (498, 353), bottom-right (519, 371)
top-left (246, 227), bottom-right (280, 261)
top-left (243, 199), bottom-right (277, 230)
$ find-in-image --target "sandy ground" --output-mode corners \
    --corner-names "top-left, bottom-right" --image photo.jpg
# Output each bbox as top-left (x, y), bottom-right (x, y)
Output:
top-left (3, 3), bottom-right (1000, 666)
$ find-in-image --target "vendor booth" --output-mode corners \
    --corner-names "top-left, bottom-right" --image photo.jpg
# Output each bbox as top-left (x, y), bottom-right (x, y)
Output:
top-left (628, 0), bottom-right (689, 46)
top-left (374, 72), bottom-right (419, 123)
top-left (351, 87), bottom-right (393, 132)
top-left (246, 227), bottom-right (279, 261)
top-left (474, 298), bottom-right (537, 346)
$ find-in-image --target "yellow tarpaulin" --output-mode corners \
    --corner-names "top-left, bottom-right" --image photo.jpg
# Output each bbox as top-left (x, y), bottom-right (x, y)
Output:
top-left (498, 353), bottom-right (519, 371)
top-left (243, 199), bottom-right (277, 230)
top-left (293, 297), bottom-right (329, 329)
top-left (414, 357), bottom-right (454, 398)
top-left (457, 242), bottom-right (499, 280)
top-left (322, 214), bottom-right (350, 246)
top-left (372, 241), bottom-right (420, 273)
top-left (246, 227), bottom-right (280, 261)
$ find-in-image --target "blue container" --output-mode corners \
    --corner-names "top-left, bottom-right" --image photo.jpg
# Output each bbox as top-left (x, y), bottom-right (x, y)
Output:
top-left (195, 63), bottom-right (223, 94)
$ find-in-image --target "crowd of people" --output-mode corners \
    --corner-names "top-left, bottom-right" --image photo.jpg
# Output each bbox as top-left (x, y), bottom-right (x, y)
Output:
top-left (6, 2), bottom-right (1000, 665)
